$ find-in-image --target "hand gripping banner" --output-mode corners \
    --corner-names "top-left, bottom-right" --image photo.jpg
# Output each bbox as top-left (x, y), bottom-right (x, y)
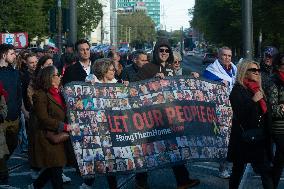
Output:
top-left (63, 76), bottom-right (232, 176)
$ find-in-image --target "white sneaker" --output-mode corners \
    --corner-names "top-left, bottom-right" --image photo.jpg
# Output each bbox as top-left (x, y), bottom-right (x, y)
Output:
top-left (30, 170), bottom-right (40, 180)
top-left (27, 184), bottom-right (34, 189)
top-left (62, 173), bottom-right (71, 183)
top-left (218, 169), bottom-right (230, 179)
top-left (79, 183), bottom-right (92, 189)
top-left (0, 184), bottom-right (20, 189)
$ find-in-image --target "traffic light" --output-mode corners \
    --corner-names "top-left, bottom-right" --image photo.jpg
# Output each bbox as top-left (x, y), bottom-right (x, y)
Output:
top-left (49, 8), bottom-right (56, 33)
top-left (62, 8), bottom-right (70, 33)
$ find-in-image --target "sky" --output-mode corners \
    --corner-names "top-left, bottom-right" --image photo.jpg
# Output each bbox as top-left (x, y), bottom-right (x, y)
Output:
top-left (160, 0), bottom-right (195, 31)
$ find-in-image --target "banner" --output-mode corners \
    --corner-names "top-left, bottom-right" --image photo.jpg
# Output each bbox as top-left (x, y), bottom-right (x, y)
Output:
top-left (0, 32), bottom-right (28, 48)
top-left (63, 76), bottom-right (232, 176)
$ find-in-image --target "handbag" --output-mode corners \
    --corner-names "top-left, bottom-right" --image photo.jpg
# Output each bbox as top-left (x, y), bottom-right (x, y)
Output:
top-left (240, 125), bottom-right (266, 143)
top-left (45, 130), bottom-right (69, 144)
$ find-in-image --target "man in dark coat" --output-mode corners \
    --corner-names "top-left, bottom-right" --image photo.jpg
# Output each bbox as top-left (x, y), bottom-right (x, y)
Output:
top-left (62, 39), bottom-right (93, 86)
top-left (135, 38), bottom-right (200, 189)
top-left (123, 50), bottom-right (149, 82)
top-left (0, 44), bottom-right (22, 188)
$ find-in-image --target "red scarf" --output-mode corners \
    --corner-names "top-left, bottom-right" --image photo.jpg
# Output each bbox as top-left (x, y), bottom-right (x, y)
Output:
top-left (277, 70), bottom-right (284, 84)
top-left (243, 79), bottom-right (267, 114)
top-left (0, 82), bottom-right (8, 101)
top-left (48, 87), bottom-right (66, 111)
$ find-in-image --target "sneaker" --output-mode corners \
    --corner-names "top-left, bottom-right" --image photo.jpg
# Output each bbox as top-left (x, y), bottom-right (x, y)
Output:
top-left (177, 179), bottom-right (200, 189)
top-left (30, 170), bottom-right (40, 180)
top-left (79, 183), bottom-right (92, 189)
top-left (0, 184), bottom-right (20, 189)
top-left (27, 184), bottom-right (34, 189)
top-left (62, 173), bottom-right (71, 183)
top-left (218, 170), bottom-right (230, 179)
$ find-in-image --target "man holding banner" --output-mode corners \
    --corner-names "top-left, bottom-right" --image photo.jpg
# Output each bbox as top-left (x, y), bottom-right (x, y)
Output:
top-left (135, 38), bottom-right (200, 189)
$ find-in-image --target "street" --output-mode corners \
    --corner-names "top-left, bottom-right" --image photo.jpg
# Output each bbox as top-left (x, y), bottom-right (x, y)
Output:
top-left (5, 55), bottom-right (283, 189)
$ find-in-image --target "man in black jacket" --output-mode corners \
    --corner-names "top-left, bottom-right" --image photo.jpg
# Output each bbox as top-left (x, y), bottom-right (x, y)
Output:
top-left (62, 39), bottom-right (92, 86)
top-left (123, 50), bottom-right (149, 82)
top-left (0, 44), bottom-right (22, 189)
top-left (135, 38), bottom-right (200, 189)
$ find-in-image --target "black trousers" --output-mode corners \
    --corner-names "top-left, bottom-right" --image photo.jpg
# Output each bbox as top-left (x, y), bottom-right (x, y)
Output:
top-left (229, 161), bottom-right (273, 189)
top-left (135, 164), bottom-right (190, 186)
top-left (272, 134), bottom-right (284, 189)
top-left (84, 175), bottom-right (117, 189)
top-left (33, 167), bottom-right (63, 189)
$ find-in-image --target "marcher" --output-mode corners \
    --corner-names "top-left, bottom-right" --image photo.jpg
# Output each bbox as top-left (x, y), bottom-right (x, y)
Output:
top-left (227, 59), bottom-right (273, 189)
top-left (123, 50), bottom-right (149, 82)
top-left (260, 46), bottom-right (279, 95)
top-left (268, 54), bottom-right (284, 188)
top-left (172, 51), bottom-right (199, 78)
top-left (28, 66), bottom-right (72, 189)
top-left (203, 46), bottom-right (237, 178)
top-left (81, 58), bottom-right (119, 189)
top-left (0, 44), bottom-right (22, 189)
top-left (62, 39), bottom-right (93, 86)
top-left (135, 38), bottom-right (200, 189)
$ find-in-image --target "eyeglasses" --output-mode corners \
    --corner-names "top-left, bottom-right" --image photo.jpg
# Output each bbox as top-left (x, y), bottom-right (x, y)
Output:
top-left (53, 72), bottom-right (61, 77)
top-left (247, 68), bottom-right (261, 73)
top-left (173, 60), bottom-right (180, 64)
top-left (159, 48), bottom-right (170, 53)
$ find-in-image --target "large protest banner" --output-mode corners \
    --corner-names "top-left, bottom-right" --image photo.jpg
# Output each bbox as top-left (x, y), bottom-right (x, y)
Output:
top-left (63, 76), bottom-right (232, 176)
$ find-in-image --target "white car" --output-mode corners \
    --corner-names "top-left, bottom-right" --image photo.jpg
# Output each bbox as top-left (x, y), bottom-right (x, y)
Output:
top-left (187, 51), bottom-right (195, 56)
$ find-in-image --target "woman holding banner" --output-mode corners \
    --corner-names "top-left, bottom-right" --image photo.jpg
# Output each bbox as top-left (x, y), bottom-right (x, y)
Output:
top-left (81, 58), bottom-right (120, 189)
top-left (227, 60), bottom-right (273, 189)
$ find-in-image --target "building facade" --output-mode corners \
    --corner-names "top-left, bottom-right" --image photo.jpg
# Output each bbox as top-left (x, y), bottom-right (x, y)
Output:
top-left (117, 0), bottom-right (160, 28)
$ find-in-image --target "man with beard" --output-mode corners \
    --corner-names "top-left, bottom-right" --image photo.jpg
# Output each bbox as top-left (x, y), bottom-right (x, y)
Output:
top-left (0, 44), bottom-right (22, 189)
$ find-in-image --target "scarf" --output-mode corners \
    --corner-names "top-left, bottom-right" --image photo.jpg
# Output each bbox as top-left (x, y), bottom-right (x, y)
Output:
top-left (243, 79), bottom-right (267, 114)
top-left (205, 59), bottom-right (237, 92)
top-left (0, 82), bottom-right (8, 101)
top-left (48, 87), bottom-right (66, 110)
top-left (277, 70), bottom-right (284, 84)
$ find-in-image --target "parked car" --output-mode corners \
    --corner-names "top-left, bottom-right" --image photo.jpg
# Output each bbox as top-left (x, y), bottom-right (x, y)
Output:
top-left (202, 53), bottom-right (216, 64)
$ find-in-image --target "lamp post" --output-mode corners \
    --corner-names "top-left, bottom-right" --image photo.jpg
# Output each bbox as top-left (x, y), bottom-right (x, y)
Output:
top-left (57, 0), bottom-right (62, 54)
top-left (242, 0), bottom-right (253, 59)
top-left (69, 0), bottom-right (77, 45)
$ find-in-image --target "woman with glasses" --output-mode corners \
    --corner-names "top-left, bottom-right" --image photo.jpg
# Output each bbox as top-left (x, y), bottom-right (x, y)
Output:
top-left (172, 51), bottom-right (199, 78)
top-left (268, 54), bottom-right (284, 188)
top-left (28, 66), bottom-right (72, 189)
top-left (81, 58), bottom-right (118, 189)
top-left (227, 59), bottom-right (273, 189)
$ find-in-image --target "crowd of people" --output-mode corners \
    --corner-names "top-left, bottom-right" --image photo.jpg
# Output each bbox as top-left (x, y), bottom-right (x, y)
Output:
top-left (0, 37), bottom-right (283, 189)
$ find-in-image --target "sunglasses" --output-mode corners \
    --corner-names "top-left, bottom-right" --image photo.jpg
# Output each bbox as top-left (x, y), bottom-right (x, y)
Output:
top-left (159, 48), bottom-right (170, 53)
top-left (173, 60), bottom-right (180, 64)
top-left (247, 68), bottom-right (261, 73)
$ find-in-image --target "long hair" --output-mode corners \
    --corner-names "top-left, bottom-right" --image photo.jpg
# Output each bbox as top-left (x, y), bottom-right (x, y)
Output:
top-left (35, 65), bottom-right (56, 91)
top-left (236, 59), bottom-right (265, 95)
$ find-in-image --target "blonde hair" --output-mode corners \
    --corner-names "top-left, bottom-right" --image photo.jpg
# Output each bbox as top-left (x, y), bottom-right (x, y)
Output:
top-left (173, 51), bottom-right (182, 61)
top-left (236, 59), bottom-right (265, 95)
